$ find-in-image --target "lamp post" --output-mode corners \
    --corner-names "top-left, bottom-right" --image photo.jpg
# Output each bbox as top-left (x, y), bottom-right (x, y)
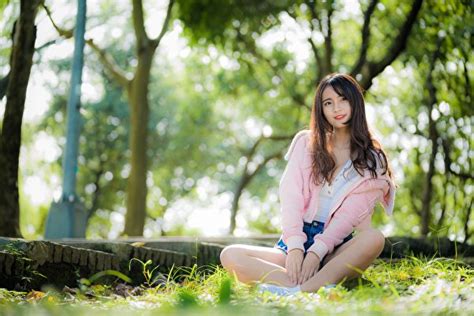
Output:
top-left (45, 0), bottom-right (87, 238)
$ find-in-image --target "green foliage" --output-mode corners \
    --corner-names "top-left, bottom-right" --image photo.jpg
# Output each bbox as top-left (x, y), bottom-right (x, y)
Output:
top-left (3, 0), bottom-right (471, 240)
top-left (217, 276), bottom-right (232, 305)
top-left (176, 288), bottom-right (199, 308)
top-left (0, 258), bottom-right (473, 314)
top-left (128, 258), bottom-right (162, 287)
top-left (32, 53), bottom-right (131, 238)
top-left (0, 242), bottom-right (47, 288)
top-left (82, 269), bottom-right (132, 286)
top-left (0, 0), bottom-right (17, 64)
top-left (372, 0), bottom-right (473, 240)
top-left (176, 0), bottom-right (294, 48)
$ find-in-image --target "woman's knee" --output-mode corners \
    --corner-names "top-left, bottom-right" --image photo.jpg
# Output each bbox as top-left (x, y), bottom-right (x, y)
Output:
top-left (220, 244), bottom-right (245, 268)
top-left (358, 228), bottom-right (385, 256)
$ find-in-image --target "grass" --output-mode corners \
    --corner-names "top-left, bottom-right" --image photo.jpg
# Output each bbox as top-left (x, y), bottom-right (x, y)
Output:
top-left (0, 256), bottom-right (473, 315)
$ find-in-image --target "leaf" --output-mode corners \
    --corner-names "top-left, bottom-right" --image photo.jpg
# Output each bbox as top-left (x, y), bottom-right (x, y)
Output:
top-left (88, 270), bottom-right (132, 284)
top-left (218, 277), bottom-right (232, 305)
top-left (177, 289), bottom-right (199, 308)
top-left (129, 257), bottom-right (146, 271)
top-left (26, 290), bottom-right (45, 301)
top-left (0, 0), bottom-right (10, 11)
top-left (327, 291), bottom-right (342, 301)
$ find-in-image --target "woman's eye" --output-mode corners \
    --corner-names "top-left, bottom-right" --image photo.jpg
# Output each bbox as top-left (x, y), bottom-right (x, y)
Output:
top-left (341, 97), bottom-right (347, 100)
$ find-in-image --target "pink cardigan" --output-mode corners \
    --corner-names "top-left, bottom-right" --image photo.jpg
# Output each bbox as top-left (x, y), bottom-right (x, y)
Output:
top-left (279, 130), bottom-right (396, 260)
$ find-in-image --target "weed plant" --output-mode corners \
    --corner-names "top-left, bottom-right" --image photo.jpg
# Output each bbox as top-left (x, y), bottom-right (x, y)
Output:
top-left (0, 256), bottom-right (472, 315)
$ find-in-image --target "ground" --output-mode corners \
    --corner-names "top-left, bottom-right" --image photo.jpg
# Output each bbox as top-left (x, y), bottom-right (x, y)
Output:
top-left (0, 256), bottom-right (473, 315)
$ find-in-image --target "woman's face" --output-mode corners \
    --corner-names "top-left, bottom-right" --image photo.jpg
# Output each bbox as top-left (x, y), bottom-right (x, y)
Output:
top-left (321, 86), bottom-right (352, 130)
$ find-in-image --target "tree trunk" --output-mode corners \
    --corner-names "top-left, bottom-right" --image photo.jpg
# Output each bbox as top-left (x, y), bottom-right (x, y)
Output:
top-left (463, 197), bottom-right (472, 244)
top-left (420, 37), bottom-right (442, 236)
top-left (229, 174), bottom-right (248, 235)
top-left (420, 133), bottom-right (437, 236)
top-left (120, 0), bottom-right (174, 236)
top-left (229, 149), bottom-right (283, 234)
top-left (0, 0), bottom-right (41, 237)
top-left (123, 48), bottom-right (154, 236)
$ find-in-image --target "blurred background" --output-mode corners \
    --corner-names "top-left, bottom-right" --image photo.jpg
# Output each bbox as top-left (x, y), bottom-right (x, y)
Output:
top-left (0, 0), bottom-right (472, 242)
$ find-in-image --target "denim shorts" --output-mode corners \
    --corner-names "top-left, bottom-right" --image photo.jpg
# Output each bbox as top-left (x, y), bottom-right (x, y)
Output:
top-left (274, 220), bottom-right (353, 267)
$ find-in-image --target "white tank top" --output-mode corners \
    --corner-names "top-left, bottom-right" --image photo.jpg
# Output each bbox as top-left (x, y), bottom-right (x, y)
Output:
top-left (313, 159), bottom-right (359, 223)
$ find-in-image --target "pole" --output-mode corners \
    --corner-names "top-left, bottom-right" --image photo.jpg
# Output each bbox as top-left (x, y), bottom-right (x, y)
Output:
top-left (45, 0), bottom-right (88, 238)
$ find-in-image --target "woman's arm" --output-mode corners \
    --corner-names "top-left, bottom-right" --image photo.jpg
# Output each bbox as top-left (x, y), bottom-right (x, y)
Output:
top-left (307, 180), bottom-right (388, 260)
top-left (279, 131), bottom-right (308, 252)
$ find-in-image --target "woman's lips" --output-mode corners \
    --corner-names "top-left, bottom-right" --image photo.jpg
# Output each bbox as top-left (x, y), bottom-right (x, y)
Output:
top-left (334, 114), bottom-right (346, 120)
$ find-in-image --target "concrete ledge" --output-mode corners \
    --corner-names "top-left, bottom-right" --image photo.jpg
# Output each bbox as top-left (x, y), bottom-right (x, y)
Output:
top-left (1, 235), bottom-right (472, 291)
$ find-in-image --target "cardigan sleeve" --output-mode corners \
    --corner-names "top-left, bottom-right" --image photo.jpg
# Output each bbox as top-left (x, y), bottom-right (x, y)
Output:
top-left (307, 179), bottom-right (388, 260)
top-left (279, 131), bottom-right (308, 252)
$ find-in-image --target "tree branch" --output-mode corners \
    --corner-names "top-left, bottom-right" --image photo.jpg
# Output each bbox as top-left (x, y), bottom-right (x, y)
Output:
top-left (42, 3), bottom-right (73, 38)
top-left (35, 38), bottom-right (59, 51)
top-left (43, 3), bottom-right (130, 89)
top-left (85, 39), bottom-right (130, 89)
top-left (0, 73), bottom-right (9, 101)
top-left (307, 37), bottom-right (323, 79)
top-left (460, 47), bottom-right (472, 107)
top-left (2, 37), bottom-right (70, 101)
top-left (378, 0), bottom-right (423, 68)
top-left (359, 0), bottom-right (423, 90)
top-left (324, 0), bottom-right (335, 73)
top-left (132, 0), bottom-right (149, 51)
top-left (441, 137), bottom-right (474, 180)
top-left (305, 0), bottom-right (326, 79)
top-left (463, 197), bottom-right (473, 244)
top-left (228, 128), bottom-right (300, 233)
top-left (229, 147), bottom-right (284, 233)
top-left (257, 150), bottom-right (284, 178)
top-left (150, 0), bottom-right (175, 49)
top-left (285, 7), bottom-right (323, 88)
top-left (351, 0), bottom-right (379, 77)
top-left (308, 0), bottom-right (324, 38)
top-left (237, 32), bottom-right (311, 111)
top-left (266, 134), bottom-right (297, 142)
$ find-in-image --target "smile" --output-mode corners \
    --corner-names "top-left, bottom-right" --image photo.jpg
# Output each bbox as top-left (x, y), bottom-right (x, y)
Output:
top-left (334, 114), bottom-right (346, 120)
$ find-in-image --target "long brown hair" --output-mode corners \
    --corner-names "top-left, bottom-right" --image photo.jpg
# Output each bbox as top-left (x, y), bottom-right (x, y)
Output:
top-left (309, 73), bottom-right (393, 185)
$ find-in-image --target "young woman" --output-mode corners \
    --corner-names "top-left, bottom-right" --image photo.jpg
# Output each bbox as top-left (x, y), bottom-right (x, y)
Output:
top-left (220, 73), bottom-right (396, 295)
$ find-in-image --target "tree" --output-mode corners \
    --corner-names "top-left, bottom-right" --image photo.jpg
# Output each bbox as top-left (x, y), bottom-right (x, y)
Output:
top-left (0, 0), bottom-right (42, 237)
top-left (35, 44), bottom-right (228, 238)
top-left (387, 0), bottom-right (473, 239)
top-left (45, 0), bottom-right (175, 236)
top-left (176, 0), bottom-right (424, 233)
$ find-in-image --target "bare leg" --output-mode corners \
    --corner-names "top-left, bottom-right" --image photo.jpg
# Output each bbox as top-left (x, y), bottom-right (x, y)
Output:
top-left (220, 244), bottom-right (295, 287)
top-left (300, 228), bottom-right (385, 292)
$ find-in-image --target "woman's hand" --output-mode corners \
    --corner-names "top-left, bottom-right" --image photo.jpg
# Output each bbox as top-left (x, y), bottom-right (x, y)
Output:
top-left (299, 251), bottom-right (321, 284)
top-left (285, 249), bottom-right (304, 285)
